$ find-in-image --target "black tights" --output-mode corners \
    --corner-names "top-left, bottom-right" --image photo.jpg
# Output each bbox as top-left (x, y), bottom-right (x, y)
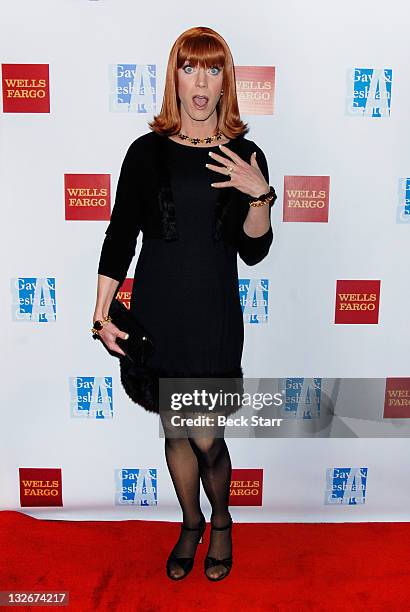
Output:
top-left (164, 433), bottom-right (233, 579)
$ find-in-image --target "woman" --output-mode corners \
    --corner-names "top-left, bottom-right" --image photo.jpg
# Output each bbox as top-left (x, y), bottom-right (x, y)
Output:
top-left (92, 26), bottom-right (276, 582)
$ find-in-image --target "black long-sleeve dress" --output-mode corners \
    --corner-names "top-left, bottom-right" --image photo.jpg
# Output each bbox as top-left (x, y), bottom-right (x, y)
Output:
top-left (98, 136), bottom-right (273, 415)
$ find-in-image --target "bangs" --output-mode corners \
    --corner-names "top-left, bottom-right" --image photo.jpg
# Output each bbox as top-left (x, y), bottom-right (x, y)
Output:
top-left (176, 35), bottom-right (226, 70)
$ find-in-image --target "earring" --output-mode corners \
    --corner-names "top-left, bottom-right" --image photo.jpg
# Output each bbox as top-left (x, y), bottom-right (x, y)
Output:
top-left (220, 90), bottom-right (224, 96)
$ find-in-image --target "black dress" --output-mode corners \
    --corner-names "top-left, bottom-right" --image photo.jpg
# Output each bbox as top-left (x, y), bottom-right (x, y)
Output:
top-left (99, 136), bottom-right (274, 414)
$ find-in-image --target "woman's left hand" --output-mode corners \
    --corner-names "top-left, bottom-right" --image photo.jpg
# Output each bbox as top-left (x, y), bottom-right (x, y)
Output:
top-left (205, 144), bottom-right (269, 198)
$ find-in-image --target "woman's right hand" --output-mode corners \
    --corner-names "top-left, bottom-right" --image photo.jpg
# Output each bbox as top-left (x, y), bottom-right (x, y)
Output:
top-left (95, 321), bottom-right (129, 357)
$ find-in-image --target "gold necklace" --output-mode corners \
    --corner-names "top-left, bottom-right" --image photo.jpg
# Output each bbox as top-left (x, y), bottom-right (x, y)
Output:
top-left (177, 129), bottom-right (224, 145)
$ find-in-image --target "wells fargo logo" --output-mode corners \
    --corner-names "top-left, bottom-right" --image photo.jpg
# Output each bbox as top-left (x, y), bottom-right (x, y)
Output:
top-left (384, 378), bottom-right (410, 418)
top-left (229, 468), bottom-right (263, 506)
top-left (64, 174), bottom-right (111, 220)
top-left (19, 468), bottom-right (62, 507)
top-left (234, 66), bottom-right (275, 115)
top-left (283, 176), bottom-right (330, 222)
top-left (115, 278), bottom-right (134, 310)
top-left (334, 280), bottom-right (381, 324)
top-left (1, 64), bottom-right (50, 113)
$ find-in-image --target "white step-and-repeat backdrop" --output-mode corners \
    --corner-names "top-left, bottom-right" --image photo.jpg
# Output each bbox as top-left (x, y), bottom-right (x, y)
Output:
top-left (2, 1), bottom-right (410, 522)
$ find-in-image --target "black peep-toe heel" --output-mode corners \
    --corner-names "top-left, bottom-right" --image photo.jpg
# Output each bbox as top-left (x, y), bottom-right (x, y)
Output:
top-left (166, 514), bottom-right (206, 580)
top-left (204, 516), bottom-right (233, 582)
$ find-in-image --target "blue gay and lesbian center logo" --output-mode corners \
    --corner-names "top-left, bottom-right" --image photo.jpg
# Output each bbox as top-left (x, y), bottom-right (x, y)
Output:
top-left (397, 178), bottom-right (410, 224)
top-left (280, 378), bottom-right (321, 419)
top-left (69, 377), bottom-right (113, 419)
top-left (11, 277), bottom-right (56, 322)
top-left (325, 467), bottom-right (368, 505)
top-left (345, 67), bottom-right (392, 117)
top-left (115, 468), bottom-right (158, 506)
top-left (239, 278), bottom-right (269, 324)
top-left (109, 64), bottom-right (156, 113)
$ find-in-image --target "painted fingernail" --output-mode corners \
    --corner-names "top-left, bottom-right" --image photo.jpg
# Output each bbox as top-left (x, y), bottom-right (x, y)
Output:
top-left (124, 333), bottom-right (129, 340)
top-left (208, 151), bottom-right (213, 156)
top-left (205, 163), bottom-right (209, 167)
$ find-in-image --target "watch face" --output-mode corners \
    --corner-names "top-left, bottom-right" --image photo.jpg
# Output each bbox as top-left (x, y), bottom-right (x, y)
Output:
top-left (93, 320), bottom-right (103, 331)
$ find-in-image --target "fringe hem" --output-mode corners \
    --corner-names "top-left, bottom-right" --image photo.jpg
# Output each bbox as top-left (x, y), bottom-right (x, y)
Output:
top-left (119, 356), bottom-right (244, 416)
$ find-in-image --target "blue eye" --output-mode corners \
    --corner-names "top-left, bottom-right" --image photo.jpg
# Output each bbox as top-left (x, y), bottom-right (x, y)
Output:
top-left (182, 64), bottom-right (221, 75)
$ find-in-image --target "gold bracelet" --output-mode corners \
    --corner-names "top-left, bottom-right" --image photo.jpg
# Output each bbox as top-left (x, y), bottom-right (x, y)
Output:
top-left (250, 198), bottom-right (271, 207)
top-left (91, 315), bottom-right (112, 336)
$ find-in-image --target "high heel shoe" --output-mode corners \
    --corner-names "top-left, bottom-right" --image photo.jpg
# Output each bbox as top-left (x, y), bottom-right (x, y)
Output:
top-left (204, 516), bottom-right (233, 582)
top-left (166, 514), bottom-right (206, 580)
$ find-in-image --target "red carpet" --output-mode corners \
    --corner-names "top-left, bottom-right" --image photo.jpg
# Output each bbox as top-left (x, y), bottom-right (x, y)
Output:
top-left (1, 510), bottom-right (409, 611)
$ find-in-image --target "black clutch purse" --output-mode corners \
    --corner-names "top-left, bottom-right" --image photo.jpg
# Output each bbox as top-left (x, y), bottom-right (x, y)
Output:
top-left (107, 298), bottom-right (154, 368)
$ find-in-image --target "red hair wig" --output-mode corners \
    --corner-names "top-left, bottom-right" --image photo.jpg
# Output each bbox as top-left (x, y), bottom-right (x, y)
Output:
top-left (148, 26), bottom-right (249, 139)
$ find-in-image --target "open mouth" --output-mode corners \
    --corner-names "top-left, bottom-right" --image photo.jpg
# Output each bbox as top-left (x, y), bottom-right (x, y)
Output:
top-left (192, 95), bottom-right (209, 109)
